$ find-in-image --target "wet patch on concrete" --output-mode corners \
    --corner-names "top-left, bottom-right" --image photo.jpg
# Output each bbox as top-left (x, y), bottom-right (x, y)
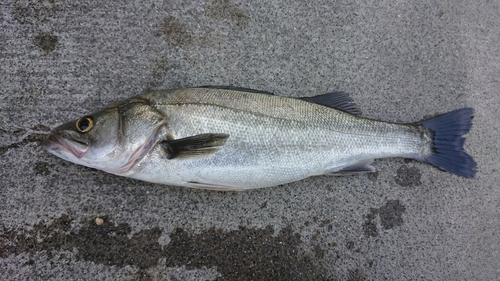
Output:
top-left (73, 220), bottom-right (164, 269)
top-left (1, 214), bottom-right (73, 259)
top-left (260, 201), bottom-right (267, 209)
top-left (0, 133), bottom-right (48, 155)
top-left (34, 161), bottom-right (54, 175)
top-left (362, 208), bottom-right (379, 238)
top-left (379, 200), bottom-right (406, 230)
top-left (1, 214), bottom-right (331, 280)
top-left (13, 129), bottom-right (27, 137)
top-left (205, 0), bottom-right (250, 28)
top-left (394, 165), bottom-right (422, 187)
top-left (33, 33), bottom-right (59, 53)
top-left (363, 200), bottom-right (406, 238)
top-left (367, 171), bottom-right (379, 182)
top-left (162, 16), bottom-right (194, 48)
top-left (164, 225), bottom-right (327, 280)
top-left (348, 268), bottom-right (367, 281)
top-left (31, 124), bottom-right (51, 132)
top-left (147, 57), bottom-right (174, 89)
top-left (161, 0), bottom-right (248, 50)
top-left (312, 244), bottom-right (325, 259)
top-left (162, 16), bottom-right (224, 50)
top-left (0, 214), bottom-right (163, 270)
top-left (12, 0), bottom-right (64, 24)
top-left (150, 58), bottom-right (173, 78)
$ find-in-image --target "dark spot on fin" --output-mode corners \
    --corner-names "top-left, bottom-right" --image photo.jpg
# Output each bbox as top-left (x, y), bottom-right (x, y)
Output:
top-left (301, 91), bottom-right (361, 116)
top-left (197, 85), bottom-right (274, 95)
top-left (160, 133), bottom-right (229, 159)
top-left (326, 160), bottom-right (376, 176)
top-left (416, 107), bottom-right (476, 178)
top-left (187, 181), bottom-right (245, 191)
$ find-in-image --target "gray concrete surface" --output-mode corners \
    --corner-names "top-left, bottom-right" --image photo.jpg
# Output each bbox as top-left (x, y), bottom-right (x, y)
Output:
top-left (1, 0), bottom-right (499, 280)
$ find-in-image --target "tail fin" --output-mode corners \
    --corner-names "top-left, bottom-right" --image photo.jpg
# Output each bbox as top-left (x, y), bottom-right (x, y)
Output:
top-left (418, 108), bottom-right (476, 178)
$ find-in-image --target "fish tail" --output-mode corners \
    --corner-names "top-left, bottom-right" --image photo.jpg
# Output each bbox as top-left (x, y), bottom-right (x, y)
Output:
top-left (417, 107), bottom-right (477, 178)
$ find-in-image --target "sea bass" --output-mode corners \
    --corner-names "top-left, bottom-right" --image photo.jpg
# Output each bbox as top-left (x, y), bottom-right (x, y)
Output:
top-left (43, 86), bottom-right (476, 190)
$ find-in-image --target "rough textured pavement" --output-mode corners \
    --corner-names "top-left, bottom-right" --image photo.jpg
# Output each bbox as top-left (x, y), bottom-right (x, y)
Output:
top-left (1, 0), bottom-right (499, 280)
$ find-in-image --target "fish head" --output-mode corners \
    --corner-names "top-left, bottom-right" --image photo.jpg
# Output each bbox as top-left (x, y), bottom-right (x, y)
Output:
top-left (43, 98), bottom-right (167, 174)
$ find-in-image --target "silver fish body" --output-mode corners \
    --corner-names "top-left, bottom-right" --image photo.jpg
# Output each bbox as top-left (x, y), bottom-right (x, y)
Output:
top-left (43, 87), bottom-right (476, 190)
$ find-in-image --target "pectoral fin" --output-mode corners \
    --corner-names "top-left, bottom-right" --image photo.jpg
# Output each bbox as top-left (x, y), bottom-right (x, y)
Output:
top-left (160, 133), bottom-right (229, 159)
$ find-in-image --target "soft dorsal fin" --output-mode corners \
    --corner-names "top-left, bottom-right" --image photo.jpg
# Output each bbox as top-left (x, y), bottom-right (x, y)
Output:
top-left (301, 91), bottom-right (361, 116)
top-left (160, 133), bottom-right (229, 159)
top-left (197, 85), bottom-right (274, 95)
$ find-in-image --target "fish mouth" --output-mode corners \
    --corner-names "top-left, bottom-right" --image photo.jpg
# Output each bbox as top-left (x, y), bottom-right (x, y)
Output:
top-left (43, 132), bottom-right (89, 159)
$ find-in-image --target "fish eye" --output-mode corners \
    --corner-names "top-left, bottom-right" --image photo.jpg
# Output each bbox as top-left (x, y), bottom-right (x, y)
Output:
top-left (76, 116), bottom-right (94, 133)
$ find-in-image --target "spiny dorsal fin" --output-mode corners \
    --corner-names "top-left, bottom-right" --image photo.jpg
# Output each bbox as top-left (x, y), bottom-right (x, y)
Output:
top-left (197, 85), bottom-right (274, 95)
top-left (301, 91), bottom-right (361, 116)
top-left (160, 133), bottom-right (229, 159)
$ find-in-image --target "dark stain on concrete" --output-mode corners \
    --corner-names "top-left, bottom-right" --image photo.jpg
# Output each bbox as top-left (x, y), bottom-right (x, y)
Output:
top-left (1, 214), bottom-right (73, 259)
top-left (162, 16), bottom-right (194, 48)
top-left (205, 0), bottom-right (250, 28)
top-left (260, 201), bottom-right (268, 209)
top-left (33, 33), bottom-right (59, 53)
top-left (319, 219), bottom-right (332, 227)
top-left (362, 200), bottom-right (406, 237)
top-left (313, 244), bottom-right (325, 259)
top-left (367, 171), bottom-right (379, 182)
top-left (394, 164), bottom-right (422, 187)
top-left (346, 241), bottom-right (355, 250)
top-left (31, 124), bottom-right (51, 131)
top-left (379, 200), bottom-right (406, 230)
top-left (150, 58), bottom-right (173, 78)
top-left (73, 220), bottom-right (164, 269)
top-left (146, 57), bottom-right (175, 90)
top-left (35, 161), bottom-right (54, 175)
top-left (161, 0), bottom-right (248, 50)
top-left (12, 0), bottom-right (64, 24)
top-left (347, 268), bottom-right (367, 281)
top-left (1, 215), bottom-right (164, 270)
top-left (161, 16), bottom-right (225, 50)
top-left (0, 133), bottom-right (48, 155)
top-left (13, 129), bottom-right (27, 137)
top-left (1, 214), bottom-right (332, 280)
top-left (164, 225), bottom-right (327, 280)
top-left (362, 208), bottom-right (379, 238)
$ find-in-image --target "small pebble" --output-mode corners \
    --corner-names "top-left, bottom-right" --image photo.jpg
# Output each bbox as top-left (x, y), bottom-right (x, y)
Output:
top-left (95, 217), bottom-right (104, 225)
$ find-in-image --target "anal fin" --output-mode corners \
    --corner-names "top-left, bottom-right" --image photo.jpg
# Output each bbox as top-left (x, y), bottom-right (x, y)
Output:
top-left (326, 160), bottom-right (376, 176)
top-left (187, 181), bottom-right (245, 191)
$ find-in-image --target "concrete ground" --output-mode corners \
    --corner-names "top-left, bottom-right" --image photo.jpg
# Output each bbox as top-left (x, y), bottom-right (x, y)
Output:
top-left (1, 0), bottom-right (499, 280)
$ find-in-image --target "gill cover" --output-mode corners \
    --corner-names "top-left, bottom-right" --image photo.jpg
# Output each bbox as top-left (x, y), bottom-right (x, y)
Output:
top-left (43, 97), bottom-right (168, 174)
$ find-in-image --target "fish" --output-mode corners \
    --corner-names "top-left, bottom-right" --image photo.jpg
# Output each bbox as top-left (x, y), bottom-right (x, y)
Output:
top-left (42, 86), bottom-right (476, 190)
